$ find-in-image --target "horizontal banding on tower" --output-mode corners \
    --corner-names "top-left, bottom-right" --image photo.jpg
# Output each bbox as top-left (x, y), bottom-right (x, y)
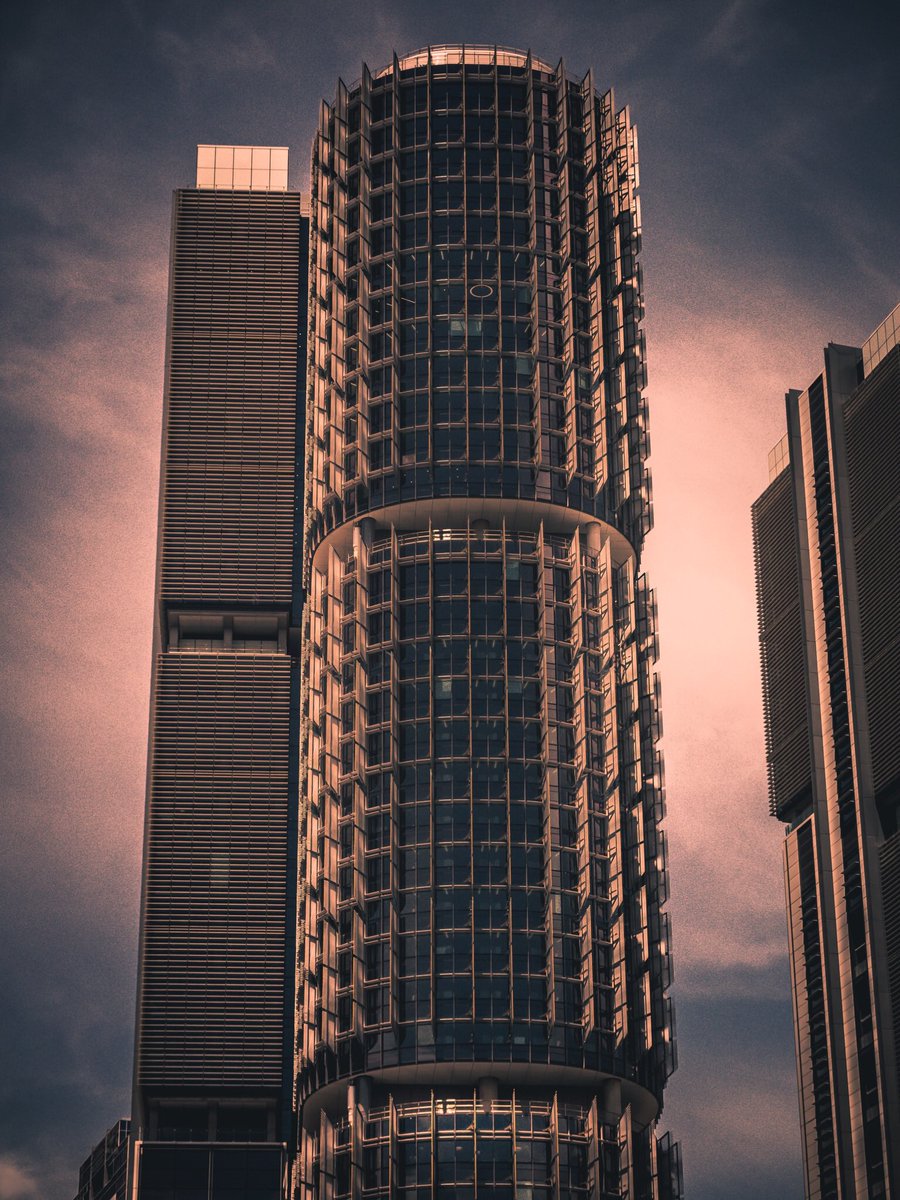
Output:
top-left (310, 498), bottom-right (635, 574)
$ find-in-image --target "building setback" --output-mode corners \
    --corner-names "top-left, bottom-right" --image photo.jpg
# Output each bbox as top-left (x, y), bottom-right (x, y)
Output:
top-left (753, 303), bottom-right (900, 1199)
top-left (298, 45), bottom-right (680, 1200)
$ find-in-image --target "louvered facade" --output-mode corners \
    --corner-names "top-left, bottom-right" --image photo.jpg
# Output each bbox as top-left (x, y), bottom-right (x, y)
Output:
top-left (159, 185), bottom-right (302, 605)
top-left (139, 654), bottom-right (292, 1088)
top-left (298, 45), bottom-right (680, 1200)
top-left (753, 304), bottom-right (900, 1199)
top-left (753, 464), bottom-right (813, 820)
top-left (129, 154), bottom-right (307, 1200)
top-left (843, 349), bottom-right (900, 811)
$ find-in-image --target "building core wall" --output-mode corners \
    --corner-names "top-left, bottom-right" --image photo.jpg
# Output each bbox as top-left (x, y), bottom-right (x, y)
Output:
top-left (299, 47), bottom-right (679, 1200)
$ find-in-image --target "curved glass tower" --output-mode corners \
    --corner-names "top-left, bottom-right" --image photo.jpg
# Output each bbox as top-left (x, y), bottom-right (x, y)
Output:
top-left (299, 45), bottom-right (680, 1200)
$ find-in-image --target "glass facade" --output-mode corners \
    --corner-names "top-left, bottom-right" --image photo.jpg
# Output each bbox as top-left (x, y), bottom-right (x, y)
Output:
top-left (299, 46), bottom-right (679, 1200)
top-left (74, 1120), bottom-right (131, 1200)
top-left (304, 48), bottom-right (650, 552)
top-left (316, 1091), bottom-right (679, 1200)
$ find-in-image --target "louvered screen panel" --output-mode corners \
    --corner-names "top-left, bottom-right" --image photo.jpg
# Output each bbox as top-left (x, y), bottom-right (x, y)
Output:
top-left (879, 830), bottom-right (900, 1087)
top-left (138, 653), bottom-right (292, 1087)
top-left (844, 348), bottom-right (900, 800)
top-left (753, 469), bottom-right (812, 817)
top-left (160, 189), bottom-right (302, 604)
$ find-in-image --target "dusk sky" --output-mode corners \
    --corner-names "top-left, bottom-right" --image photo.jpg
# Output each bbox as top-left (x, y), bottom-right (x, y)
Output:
top-left (1, 1), bottom-right (898, 1197)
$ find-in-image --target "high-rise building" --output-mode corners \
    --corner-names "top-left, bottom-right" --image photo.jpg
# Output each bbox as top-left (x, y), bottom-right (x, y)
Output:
top-left (81, 44), bottom-right (681, 1200)
top-left (127, 145), bottom-right (308, 1199)
top-left (73, 1120), bottom-right (131, 1200)
top-left (753, 303), bottom-right (900, 1198)
top-left (298, 44), bottom-right (680, 1200)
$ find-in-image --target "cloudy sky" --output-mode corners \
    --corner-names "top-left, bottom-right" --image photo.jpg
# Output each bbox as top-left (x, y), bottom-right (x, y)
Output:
top-left (1, 1), bottom-right (898, 1197)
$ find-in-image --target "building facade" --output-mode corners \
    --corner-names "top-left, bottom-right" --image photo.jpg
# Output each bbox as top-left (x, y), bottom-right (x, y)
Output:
top-left (298, 45), bottom-right (680, 1200)
top-left (127, 146), bottom-right (308, 1199)
top-left (753, 303), bottom-right (900, 1199)
top-left (79, 44), bottom-right (680, 1200)
top-left (74, 1121), bottom-right (131, 1200)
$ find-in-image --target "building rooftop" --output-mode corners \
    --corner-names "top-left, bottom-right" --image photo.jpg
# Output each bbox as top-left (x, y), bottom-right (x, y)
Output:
top-left (374, 43), bottom-right (559, 78)
top-left (862, 300), bottom-right (900, 378)
top-left (767, 432), bottom-right (790, 482)
top-left (195, 144), bottom-right (289, 191)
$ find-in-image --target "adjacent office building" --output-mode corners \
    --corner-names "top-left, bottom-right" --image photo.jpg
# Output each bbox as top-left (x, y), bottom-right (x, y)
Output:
top-left (78, 44), bottom-right (680, 1200)
top-left (298, 45), bottom-right (679, 1200)
top-left (74, 1121), bottom-right (131, 1200)
top-left (127, 145), bottom-right (308, 1198)
top-left (754, 303), bottom-right (900, 1198)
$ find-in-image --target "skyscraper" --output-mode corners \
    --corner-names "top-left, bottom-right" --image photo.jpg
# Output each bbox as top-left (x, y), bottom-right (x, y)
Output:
top-left (753, 303), bottom-right (900, 1198)
top-left (298, 44), bottom-right (679, 1200)
top-left (127, 146), bottom-right (307, 1199)
top-left (74, 1121), bottom-right (131, 1200)
top-left (87, 44), bottom-right (679, 1200)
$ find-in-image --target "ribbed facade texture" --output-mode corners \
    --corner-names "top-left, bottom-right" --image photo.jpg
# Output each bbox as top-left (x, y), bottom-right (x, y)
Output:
top-left (298, 46), bottom-right (679, 1200)
top-left (129, 160), bottom-right (307, 1200)
top-left (753, 303), bottom-right (900, 1199)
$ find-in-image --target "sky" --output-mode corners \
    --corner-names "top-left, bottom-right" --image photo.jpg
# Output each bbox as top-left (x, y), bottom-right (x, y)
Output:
top-left (0, 1), bottom-right (898, 1197)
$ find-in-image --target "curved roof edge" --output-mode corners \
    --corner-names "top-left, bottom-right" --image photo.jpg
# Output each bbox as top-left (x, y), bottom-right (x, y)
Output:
top-left (373, 43), bottom-right (559, 79)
